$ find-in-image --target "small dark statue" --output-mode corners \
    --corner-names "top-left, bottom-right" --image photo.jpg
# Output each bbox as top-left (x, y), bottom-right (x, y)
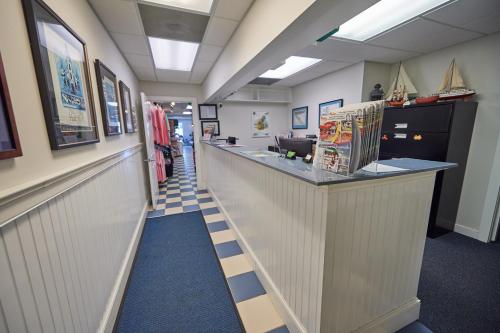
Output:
top-left (370, 83), bottom-right (384, 101)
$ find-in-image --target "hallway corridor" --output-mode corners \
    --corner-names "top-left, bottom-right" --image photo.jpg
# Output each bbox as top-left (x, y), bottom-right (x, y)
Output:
top-left (117, 147), bottom-right (289, 333)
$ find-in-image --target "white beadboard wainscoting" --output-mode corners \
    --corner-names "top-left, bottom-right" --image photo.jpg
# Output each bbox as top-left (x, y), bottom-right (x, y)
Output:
top-left (0, 144), bottom-right (148, 333)
top-left (201, 143), bottom-right (437, 333)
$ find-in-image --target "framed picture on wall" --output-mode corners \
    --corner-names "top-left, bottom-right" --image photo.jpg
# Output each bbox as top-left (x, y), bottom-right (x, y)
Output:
top-left (0, 53), bottom-right (22, 160)
top-left (119, 81), bottom-right (135, 133)
top-left (95, 59), bottom-right (122, 136)
top-left (252, 111), bottom-right (270, 137)
top-left (201, 120), bottom-right (220, 136)
top-left (199, 104), bottom-right (218, 120)
top-left (292, 106), bottom-right (308, 129)
top-left (319, 99), bottom-right (343, 126)
top-left (21, 0), bottom-right (99, 150)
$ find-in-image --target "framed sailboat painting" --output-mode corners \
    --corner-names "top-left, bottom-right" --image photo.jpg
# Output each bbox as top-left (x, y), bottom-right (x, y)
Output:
top-left (21, 0), bottom-right (99, 149)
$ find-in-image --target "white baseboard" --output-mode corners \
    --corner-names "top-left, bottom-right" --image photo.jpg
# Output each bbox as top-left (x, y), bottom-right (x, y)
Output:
top-left (454, 223), bottom-right (480, 240)
top-left (98, 201), bottom-right (149, 333)
top-left (353, 298), bottom-right (420, 333)
top-left (208, 188), bottom-right (306, 333)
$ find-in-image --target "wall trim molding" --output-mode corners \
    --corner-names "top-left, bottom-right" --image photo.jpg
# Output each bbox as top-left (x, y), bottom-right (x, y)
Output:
top-left (208, 186), bottom-right (307, 333)
top-left (353, 298), bottom-right (420, 333)
top-left (0, 143), bottom-right (144, 227)
top-left (454, 223), bottom-right (480, 240)
top-left (98, 201), bottom-right (148, 333)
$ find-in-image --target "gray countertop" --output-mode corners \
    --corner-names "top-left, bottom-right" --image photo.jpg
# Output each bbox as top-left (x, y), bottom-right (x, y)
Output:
top-left (201, 141), bottom-right (456, 186)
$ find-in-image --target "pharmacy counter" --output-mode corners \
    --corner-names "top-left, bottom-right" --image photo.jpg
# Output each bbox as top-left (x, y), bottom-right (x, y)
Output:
top-left (199, 142), bottom-right (454, 333)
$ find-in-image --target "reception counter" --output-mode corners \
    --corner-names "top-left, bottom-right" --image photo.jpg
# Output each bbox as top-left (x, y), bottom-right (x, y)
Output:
top-left (199, 142), bottom-right (454, 333)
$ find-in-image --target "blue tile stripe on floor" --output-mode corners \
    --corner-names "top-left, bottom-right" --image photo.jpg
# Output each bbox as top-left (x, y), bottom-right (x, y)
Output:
top-left (145, 146), bottom-right (289, 332)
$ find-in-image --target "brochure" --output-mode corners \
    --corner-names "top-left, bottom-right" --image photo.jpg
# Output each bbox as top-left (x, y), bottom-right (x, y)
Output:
top-left (314, 101), bottom-right (385, 175)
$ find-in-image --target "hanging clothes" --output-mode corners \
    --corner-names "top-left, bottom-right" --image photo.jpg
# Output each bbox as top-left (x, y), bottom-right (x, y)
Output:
top-left (151, 105), bottom-right (161, 144)
top-left (158, 109), bottom-right (169, 145)
top-left (155, 148), bottom-right (166, 183)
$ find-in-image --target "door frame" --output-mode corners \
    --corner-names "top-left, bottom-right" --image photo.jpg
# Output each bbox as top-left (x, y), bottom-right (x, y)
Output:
top-left (147, 96), bottom-right (205, 190)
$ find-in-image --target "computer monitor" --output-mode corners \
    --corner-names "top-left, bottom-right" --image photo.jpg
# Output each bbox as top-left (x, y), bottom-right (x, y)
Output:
top-left (278, 138), bottom-right (313, 157)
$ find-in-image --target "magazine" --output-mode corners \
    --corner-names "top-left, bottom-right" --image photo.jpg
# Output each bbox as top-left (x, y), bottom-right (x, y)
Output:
top-left (314, 101), bottom-right (385, 175)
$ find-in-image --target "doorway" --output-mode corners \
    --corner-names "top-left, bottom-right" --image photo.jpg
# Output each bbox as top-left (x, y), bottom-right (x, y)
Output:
top-left (140, 93), bottom-right (203, 209)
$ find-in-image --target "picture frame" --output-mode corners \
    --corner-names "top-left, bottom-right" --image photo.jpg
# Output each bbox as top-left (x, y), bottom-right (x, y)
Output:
top-left (119, 81), bottom-right (135, 133)
top-left (0, 53), bottom-right (22, 160)
top-left (198, 104), bottom-right (218, 120)
top-left (319, 99), bottom-right (343, 127)
top-left (252, 111), bottom-right (270, 138)
top-left (21, 0), bottom-right (99, 150)
top-left (292, 106), bottom-right (308, 129)
top-left (95, 59), bottom-right (122, 136)
top-left (201, 120), bottom-right (220, 136)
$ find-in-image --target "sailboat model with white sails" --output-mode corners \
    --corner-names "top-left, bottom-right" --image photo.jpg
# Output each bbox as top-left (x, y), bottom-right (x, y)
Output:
top-left (438, 58), bottom-right (475, 100)
top-left (385, 62), bottom-right (417, 107)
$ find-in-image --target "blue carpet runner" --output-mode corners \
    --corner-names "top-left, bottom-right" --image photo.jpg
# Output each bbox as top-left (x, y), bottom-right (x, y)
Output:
top-left (116, 211), bottom-right (243, 333)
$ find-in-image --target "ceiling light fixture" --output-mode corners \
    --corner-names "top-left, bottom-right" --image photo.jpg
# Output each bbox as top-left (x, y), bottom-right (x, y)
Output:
top-left (183, 111), bottom-right (192, 115)
top-left (186, 104), bottom-right (193, 110)
top-left (334, 0), bottom-right (450, 41)
top-left (149, 37), bottom-right (199, 71)
top-left (259, 56), bottom-right (322, 79)
top-left (140, 0), bottom-right (214, 14)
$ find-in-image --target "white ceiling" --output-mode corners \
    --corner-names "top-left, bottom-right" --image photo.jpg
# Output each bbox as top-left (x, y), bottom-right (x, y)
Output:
top-left (88, 0), bottom-right (253, 84)
top-left (276, 0), bottom-right (500, 87)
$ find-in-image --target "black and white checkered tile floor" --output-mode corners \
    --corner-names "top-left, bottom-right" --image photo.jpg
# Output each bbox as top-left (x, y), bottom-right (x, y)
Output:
top-left (147, 150), bottom-right (217, 217)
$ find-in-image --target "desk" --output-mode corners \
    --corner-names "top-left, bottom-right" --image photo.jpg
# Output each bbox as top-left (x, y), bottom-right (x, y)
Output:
top-left (200, 142), bottom-right (454, 333)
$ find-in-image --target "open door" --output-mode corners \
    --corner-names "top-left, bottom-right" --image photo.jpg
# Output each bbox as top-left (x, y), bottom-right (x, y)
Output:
top-left (141, 92), bottom-right (159, 209)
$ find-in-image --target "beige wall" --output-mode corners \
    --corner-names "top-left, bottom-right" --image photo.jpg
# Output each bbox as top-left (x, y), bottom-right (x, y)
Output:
top-left (361, 61), bottom-right (392, 102)
top-left (0, 0), bottom-right (141, 195)
top-left (218, 102), bottom-right (289, 148)
top-left (393, 32), bottom-right (500, 241)
top-left (289, 62), bottom-right (365, 137)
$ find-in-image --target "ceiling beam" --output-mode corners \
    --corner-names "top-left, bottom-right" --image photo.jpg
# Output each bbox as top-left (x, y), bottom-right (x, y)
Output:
top-left (201, 0), bottom-right (378, 102)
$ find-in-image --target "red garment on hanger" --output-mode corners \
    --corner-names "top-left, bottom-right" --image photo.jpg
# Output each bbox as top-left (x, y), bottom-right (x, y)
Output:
top-left (151, 106), bottom-right (161, 144)
top-left (155, 148), bottom-right (166, 182)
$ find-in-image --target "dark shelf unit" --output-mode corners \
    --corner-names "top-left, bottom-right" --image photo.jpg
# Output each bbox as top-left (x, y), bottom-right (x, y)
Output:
top-left (379, 101), bottom-right (478, 237)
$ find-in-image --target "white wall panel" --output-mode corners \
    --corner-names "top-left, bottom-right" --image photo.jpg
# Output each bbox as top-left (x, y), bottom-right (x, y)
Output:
top-left (202, 143), bottom-right (438, 332)
top-left (0, 149), bottom-right (147, 333)
top-left (203, 143), bottom-right (328, 333)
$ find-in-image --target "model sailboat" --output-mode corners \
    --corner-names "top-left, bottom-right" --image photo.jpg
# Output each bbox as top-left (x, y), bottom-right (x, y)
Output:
top-left (386, 62), bottom-right (417, 107)
top-left (438, 58), bottom-right (475, 100)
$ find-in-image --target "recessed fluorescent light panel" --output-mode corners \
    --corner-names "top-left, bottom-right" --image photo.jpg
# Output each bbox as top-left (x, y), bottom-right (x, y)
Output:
top-left (334, 0), bottom-right (450, 41)
top-left (140, 0), bottom-right (214, 14)
top-left (259, 56), bottom-right (322, 79)
top-left (149, 37), bottom-right (199, 71)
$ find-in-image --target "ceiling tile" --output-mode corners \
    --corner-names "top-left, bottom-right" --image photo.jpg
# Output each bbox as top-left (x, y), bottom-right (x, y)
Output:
top-left (368, 18), bottom-right (482, 53)
top-left (111, 33), bottom-right (150, 55)
top-left (203, 17), bottom-right (239, 46)
top-left (133, 65), bottom-right (157, 81)
top-left (138, 4), bottom-right (209, 43)
top-left (190, 60), bottom-right (213, 83)
top-left (155, 69), bottom-right (191, 83)
top-left (214, 0), bottom-right (253, 21)
top-left (425, 0), bottom-right (500, 34)
top-left (197, 44), bottom-right (222, 62)
top-left (125, 53), bottom-right (154, 68)
top-left (88, 0), bottom-right (143, 35)
top-left (297, 39), bottom-right (418, 64)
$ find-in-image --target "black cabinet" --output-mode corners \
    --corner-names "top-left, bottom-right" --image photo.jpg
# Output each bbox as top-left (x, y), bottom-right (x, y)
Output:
top-left (379, 101), bottom-right (478, 237)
